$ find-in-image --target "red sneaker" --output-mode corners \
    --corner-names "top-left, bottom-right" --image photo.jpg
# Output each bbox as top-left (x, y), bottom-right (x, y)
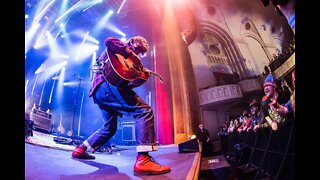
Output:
top-left (134, 154), bottom-right (171, 176)
top-left (72, 146), bottom-right (95, 159)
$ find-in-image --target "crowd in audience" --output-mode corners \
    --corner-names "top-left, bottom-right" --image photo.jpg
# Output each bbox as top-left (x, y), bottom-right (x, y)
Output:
top-left (218, 69), bottom-right (295, 137)
top-left (269, 39), bottom-right (295, 72)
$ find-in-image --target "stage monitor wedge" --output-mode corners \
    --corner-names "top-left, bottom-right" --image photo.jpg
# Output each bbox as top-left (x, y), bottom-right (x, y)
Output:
top-left (178, 138), bottom-right (199, 153)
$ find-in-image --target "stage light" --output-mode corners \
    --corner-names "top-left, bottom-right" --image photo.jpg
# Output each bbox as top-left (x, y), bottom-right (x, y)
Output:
top-left (25, 14), bottom-right (29, 19)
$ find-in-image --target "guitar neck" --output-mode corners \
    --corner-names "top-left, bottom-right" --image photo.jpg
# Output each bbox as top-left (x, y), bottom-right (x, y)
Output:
top-left (144, 69), bottom-right (164, 83)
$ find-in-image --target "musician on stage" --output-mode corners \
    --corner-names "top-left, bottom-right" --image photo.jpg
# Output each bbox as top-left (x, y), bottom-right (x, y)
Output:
top-left (71, 36), bottom-right (171, 176)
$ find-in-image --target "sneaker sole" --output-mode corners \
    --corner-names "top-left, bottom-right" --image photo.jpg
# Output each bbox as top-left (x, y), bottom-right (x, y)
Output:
top-left (134, 169), bottom-right (171, 176)
top-left (71, 155), bottom-right (95, 160)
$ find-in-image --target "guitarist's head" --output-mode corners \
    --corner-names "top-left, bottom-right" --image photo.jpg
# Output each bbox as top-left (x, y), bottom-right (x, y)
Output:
top-left (127, 36), bottom-right (149, 57)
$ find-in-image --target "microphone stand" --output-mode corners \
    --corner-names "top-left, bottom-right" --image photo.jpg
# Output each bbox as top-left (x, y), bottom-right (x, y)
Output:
top-left (69, 73), bottom-right (83, 138)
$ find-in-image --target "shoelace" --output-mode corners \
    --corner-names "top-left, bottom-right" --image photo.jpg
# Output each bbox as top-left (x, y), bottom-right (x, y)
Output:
top-left (145, 155), bottom-right (161, 167)
top-left (76, 148), bottom-right (91, 157)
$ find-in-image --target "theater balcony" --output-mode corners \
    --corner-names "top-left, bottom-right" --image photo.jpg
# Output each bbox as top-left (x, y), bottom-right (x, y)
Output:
top-left (238, 78), bottom-right (263, 95)
top-left (272, 52), bottom-right (295, 79)
top-left (199, 84), bottom-right (243, 108)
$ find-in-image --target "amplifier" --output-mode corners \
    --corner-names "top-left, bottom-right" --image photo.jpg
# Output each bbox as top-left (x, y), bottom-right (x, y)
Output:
top-left (25, 112), bottom-right (32, 136)
top-left (113, 121), bottom-right (136, 142)
top-left (30, 112), bottom-right (52, 132)
top-left (122, 125), bottom-right (136, 141)
top-left (31, 108), bottom-right (52, 119)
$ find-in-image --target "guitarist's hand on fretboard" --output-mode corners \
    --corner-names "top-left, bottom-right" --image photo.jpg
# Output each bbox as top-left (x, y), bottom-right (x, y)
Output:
top-left (143, 68), bottom-right (164, 83)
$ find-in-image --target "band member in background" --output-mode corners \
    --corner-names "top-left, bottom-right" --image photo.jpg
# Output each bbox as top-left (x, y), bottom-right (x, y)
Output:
top-left (71, 36), bottom-right (171, 176)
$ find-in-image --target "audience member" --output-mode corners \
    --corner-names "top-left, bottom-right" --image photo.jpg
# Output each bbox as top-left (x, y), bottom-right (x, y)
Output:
top-left (249, 99), bottom-right (265, 132)
top-left (260, 74), bottom-right (287, 131)
top-left (227, 120), bottom-right (235, 133)
top-left (237, 111), bottom-right (252, 133)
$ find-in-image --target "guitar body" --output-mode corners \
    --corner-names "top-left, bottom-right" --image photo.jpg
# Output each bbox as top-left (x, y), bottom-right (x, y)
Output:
top-left (104, 50), bottom-right (149, 88)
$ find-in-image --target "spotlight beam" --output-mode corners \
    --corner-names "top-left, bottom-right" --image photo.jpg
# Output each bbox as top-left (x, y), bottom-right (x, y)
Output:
top-left (117, 0), bottom-right (127, 14)
top-left (55, 0), bottom-right (85, 23)
top-left (75, 31), bottom-right (89, 61)
top-left (25, 79), bottom-right (29, 96)
top-left (34, 0), bottom-right (56, 25)
top-left (31, 72), bottom-right (39, 95)
top-left (49, 72), bottom-right (58, 104)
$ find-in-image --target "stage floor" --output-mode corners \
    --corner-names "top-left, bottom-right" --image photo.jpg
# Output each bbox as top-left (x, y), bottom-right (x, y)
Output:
top-left (25, 131), bottom-right (200, 180)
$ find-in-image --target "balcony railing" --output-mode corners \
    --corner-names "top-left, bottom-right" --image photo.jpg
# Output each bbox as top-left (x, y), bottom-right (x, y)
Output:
top-left (199, 84), bottom-right (243, 106)
top-left (238, 78), bottom-right (263, 94)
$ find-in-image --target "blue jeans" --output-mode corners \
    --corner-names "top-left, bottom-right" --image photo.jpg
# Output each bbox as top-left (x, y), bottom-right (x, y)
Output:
top-left (84, 81), bottom-right (157, 152)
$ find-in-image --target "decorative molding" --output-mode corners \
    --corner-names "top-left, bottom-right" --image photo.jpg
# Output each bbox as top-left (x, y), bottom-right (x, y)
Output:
top-left (238, 78), bottom-right (263, 94)
top-left (274, 53), bottom-right (295, 79)
top-left (199, 84), bottom-right (243, 106)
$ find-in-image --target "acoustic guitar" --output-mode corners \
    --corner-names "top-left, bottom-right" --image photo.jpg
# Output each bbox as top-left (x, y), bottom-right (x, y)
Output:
top-left (103, 49), bottom-right (163, 88)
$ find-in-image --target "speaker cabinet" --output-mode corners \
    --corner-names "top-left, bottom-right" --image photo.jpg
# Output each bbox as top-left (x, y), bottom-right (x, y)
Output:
top-left (199, 156), bottom-right (232, 180)
top-left (30, 109), bottom-right (52, 132)
top-left (25, 117), bottom-right (34, 137)
top-left (122, 125), bottom-right (135, 141)
top-left (113, 121), bottom-right (136, 145)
